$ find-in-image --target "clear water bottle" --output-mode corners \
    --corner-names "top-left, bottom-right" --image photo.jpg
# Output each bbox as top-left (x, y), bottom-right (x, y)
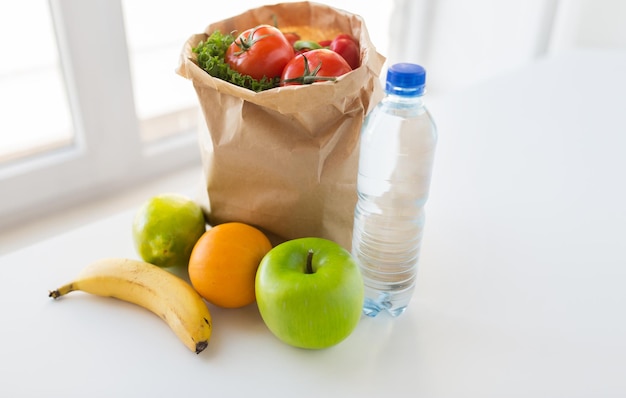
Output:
top-left (352, 63), bottom-right (437, 317)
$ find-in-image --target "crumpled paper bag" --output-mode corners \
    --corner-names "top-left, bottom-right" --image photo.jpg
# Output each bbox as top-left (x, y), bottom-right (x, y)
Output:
top-left (177, 1), bottom-right (385, 249)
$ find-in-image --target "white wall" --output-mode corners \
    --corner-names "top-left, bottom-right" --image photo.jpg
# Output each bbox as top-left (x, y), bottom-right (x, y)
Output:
top-left (387, 0), bottom-right (626, 96)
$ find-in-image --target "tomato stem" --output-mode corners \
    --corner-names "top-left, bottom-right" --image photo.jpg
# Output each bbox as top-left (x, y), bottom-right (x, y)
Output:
top-left (233, 25), bottom-right (273, 56)
top-left (305, 249), bottom-right (314, 274)
top-left (281, 54), bottom-right (337, 85)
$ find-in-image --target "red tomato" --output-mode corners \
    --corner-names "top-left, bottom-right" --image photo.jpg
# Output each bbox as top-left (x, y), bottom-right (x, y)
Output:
top-left (330, 34), bottom-right (360, 70)
top-left (282, 32), bottom-right (300, 47)
top-left (281, 49), bottom-right (352, 86)
top-left (334, 33), bottom-right (358, 44)
top-left (226, 25), bottom-right (295, 80)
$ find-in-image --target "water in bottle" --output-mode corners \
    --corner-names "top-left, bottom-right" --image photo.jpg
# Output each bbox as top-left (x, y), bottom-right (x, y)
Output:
top-left (352, 63), bottom-right (437, 317)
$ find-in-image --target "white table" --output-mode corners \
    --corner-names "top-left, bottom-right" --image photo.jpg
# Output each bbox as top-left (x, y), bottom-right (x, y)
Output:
top-left (2, 49), bottom-right (625, 397)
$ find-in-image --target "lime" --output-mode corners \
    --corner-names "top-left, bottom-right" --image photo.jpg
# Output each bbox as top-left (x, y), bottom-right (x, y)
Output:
top-left (132, 193), bottom-right (206, 270)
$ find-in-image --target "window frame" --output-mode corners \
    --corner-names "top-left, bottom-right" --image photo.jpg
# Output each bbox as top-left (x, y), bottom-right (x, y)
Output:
top-left (0, 0), bottom-right (200, 230)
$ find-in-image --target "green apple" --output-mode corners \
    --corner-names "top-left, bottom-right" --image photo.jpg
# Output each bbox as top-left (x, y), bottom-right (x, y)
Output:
top-left (255, 237), bottom-right (364, 349)
top-left (132, 193), bottom-right (206, 270)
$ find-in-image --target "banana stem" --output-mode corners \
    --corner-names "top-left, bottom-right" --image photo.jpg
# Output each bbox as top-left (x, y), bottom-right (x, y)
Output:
top-left (49, 283), bottom-right (75, 299)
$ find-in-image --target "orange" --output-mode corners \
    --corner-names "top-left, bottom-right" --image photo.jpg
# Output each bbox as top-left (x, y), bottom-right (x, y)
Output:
top-left (188, 222), bottom-right (272, 308)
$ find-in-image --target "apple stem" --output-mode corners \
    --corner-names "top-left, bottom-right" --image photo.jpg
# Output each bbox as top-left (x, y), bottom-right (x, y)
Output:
top-left (306, 249), bottom-right (314, 274)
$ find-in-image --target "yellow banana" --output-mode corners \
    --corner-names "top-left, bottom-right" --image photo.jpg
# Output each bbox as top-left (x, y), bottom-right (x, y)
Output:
top-left (49, 257), bottom-right (212, 354)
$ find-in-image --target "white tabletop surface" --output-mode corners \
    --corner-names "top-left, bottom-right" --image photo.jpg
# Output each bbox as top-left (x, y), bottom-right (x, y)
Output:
top-left (2, 49), bottom-right (626, 397)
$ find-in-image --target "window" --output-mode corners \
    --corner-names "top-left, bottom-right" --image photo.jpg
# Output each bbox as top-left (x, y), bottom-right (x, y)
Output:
top-left (0, 0), bottom-right (201, 230)
top-left (0, 0), bottom-right (392, 231)
top-left (0, 0), bottom-right (73, 163)
top-left (121, 0), bottom-right (208, 143)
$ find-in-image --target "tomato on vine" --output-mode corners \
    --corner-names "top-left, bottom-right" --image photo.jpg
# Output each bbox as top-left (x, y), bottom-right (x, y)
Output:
top-left (281, 49), bottom-right (352, 86)
top-left (225, 24), bottom-right (295, 80)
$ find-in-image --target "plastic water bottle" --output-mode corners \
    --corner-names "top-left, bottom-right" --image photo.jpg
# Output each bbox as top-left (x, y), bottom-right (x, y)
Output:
top-left (352, 63), bottom-right (437, 317)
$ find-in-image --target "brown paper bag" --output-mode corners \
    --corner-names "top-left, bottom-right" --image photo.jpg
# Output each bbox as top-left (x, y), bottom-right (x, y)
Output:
top-left (177, 1), bottom-right (385, 249)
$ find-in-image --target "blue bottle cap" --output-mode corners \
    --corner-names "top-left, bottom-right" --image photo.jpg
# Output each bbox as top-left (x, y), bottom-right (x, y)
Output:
top-left (385, 63), bottom-right (426, 96)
